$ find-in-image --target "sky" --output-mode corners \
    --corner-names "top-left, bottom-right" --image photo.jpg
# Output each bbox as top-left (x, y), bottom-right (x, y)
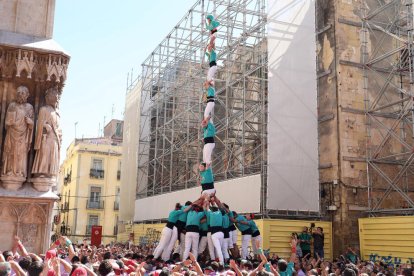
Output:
top-left (54, 1), bottom-right (193, 158)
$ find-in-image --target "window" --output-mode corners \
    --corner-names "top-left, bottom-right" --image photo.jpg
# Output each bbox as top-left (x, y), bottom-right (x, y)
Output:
top-left (114, 187), bottom-right (120, 210)
top-left (87, 187), bottom-right (104, 209)
top-left (88, 215), bottom-right (99, 225)
top-left (114, 215), bottom-right (119, 235)
top-left (86, 215), bottom-right (99, 235)
top-left (115, 122), bottom-right (122, 137)
top-left (90, 187), bottom-right (101, 202)
top-left (92, 159), bottom-right (103, 170)
top-left (90, 158), bottom-right (104, 179)
top-left (117, 160), bottom-right (121, 180)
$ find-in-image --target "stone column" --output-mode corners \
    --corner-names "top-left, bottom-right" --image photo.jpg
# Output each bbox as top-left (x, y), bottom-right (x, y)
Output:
top-left (0, 37), bottom-right (69, 254)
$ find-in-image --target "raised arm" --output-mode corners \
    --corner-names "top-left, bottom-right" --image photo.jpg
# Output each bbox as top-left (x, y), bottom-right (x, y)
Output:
top-left (59, 236), bottom-right (76, 260)
top-left (81, 264), bottom-right (98, 276)
top-left (250, 244), bottom-right (267, 276)
top-left (14, 236), bottom-right (28, 257)
top-left (28, 253), bottom-right (42, 262)
top-left (59, 257), bottom-right (73, 273)
top-left (183, 205), bottom-right (193, 213)
top-left (189, 253), bottom-right (203, 275)
top-left (229, 259), bottom-right (243, 276)
top-left (52, 258), bottom-right (61, 276)
top-left (135, 262), bottom-right (145, 276)
top-left (9, 260), bottom-right (26, 276)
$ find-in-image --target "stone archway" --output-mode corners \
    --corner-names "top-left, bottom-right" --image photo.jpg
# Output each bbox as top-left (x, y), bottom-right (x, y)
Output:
top-left (0, 203), bottom-right (18, 251)
top-left (18, 204), bottom-right (46, 254)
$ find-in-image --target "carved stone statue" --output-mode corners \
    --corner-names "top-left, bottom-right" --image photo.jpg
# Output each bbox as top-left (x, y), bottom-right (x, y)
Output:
top-left (31, 87), bottom-right (62, 191)
top-left (1, 86), bottom-right (34, 190)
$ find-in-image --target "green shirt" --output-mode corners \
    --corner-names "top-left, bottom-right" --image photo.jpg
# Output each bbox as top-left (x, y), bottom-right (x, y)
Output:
top-left (248, 220), bottom-right (258, 233)
top-left (298, 232), bottom-right (311, 251)
top-left (203, 121), bottom-right (216, 138)
top-left (235, 215), bottom-right (250, 232)
top-left (205, 49), bottom-right (217, 63)
top-left (279, 262), bottom-right (294, 276)
top-left (178, 205), bottom-right (189, 222)
top-left (207, 86), bottom-right (215, 97)
top-left (200, 218), bottom-right (208, 231)
top-left (346, 252), bottom-right (357, 264)
top-left (186, 210), bottom-right (205, 227)
top-left (207, 210), bottom-right (223, 227)
top-left (167, 209), bottom-right (183, 223)
top-left (206, 20), bottom-right (220, 31)
top-left (200, 167), bottom-right (214, 184)
top-left (222, 212), bottom-right (230, 229)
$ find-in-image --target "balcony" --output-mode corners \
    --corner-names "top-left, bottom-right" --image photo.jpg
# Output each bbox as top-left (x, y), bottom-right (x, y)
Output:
top-left (63, 173), bottom-right (72, 185)
top-left (86, 200), bottom-right (104, 209)
top-left (114, 201), bottom-right (119, 211)
top-left (90, 169), bottom-right (104, 179)
top-left (117, 170), bottom-right (121, 180)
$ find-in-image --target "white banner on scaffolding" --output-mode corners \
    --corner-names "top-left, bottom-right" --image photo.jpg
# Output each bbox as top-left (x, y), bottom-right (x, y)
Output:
top-left (267, 0), bottom-right (319, 212)
top-left (133, 174), bottom-right (261, 222)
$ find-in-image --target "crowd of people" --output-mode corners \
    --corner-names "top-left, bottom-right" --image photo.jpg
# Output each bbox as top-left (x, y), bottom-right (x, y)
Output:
top-left (0, 232), bottom-right (412, 276)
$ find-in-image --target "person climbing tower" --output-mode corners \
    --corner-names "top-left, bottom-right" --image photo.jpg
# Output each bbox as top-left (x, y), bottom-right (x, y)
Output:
top-left (204, 14), bottom-right (219, 82)
top-left (201, 115), bottom-right (215, 166)
top-left (203, 80), bottom-right (215, 122)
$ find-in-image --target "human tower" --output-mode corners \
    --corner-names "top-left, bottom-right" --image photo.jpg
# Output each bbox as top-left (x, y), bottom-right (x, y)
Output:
top-left (152, 15), bottom-right (263, 265)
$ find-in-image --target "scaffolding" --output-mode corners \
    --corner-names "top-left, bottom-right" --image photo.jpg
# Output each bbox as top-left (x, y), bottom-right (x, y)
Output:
top-left (361, 0), bottom-right (414, 214)
top-left (129, 0), bottom-right (268, 204)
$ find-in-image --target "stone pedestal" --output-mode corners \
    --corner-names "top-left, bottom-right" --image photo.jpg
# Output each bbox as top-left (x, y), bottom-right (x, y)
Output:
top-left (0, 184), bottom-right (57, 253)
top-left (0, 175), bottom-right (26, 191)
top-left (31, 177), bottom-right (56, 192)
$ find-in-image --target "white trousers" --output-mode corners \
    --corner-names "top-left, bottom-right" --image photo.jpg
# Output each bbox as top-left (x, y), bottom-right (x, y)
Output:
top-left (252, 235), bottom-right (262, 254)
top-left (222, 238), bottom-right (230, 259)
top-left (201, 188), bottom-right (216, 197)
top-left (204, 102), bottom-right (215, 121)
top-left (198, 236), bottom-right (208, 255)
top-left (241, 234), bottom-right (252, 259)
top-left (203, 143), bottom-right (215, 165)
top-left (161, 226), bottom-right (178, 261)
top-left (183, 232), bottom-right (200, 261)
top-left (212, 232), bottom-right (225, 264)
top-left (207, 232), bottom-right (216, 260)
top-left (231, 230), bottom-right (238, 245)
top-left (207, 65), bottom-right (217, 81)
top-left (153, 227), bottom-right (173, 259)
top-left (173, 233), bottom-right (186, 258)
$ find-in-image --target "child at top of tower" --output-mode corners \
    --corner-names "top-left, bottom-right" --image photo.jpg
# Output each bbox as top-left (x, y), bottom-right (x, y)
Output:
top-left (204, 14), bottom-right (219, 82)
top-left (206, 14), bottom-right (220, 33)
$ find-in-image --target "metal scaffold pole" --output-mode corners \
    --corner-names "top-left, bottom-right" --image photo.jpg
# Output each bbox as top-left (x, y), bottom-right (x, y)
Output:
top-left (131, 0), bottom-right (268, 204)
top-left (361, 0), bottom-right (414, 215)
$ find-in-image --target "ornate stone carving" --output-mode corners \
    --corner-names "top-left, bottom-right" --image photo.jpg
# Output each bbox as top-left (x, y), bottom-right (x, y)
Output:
top-left (0, 47), bottom-right (69, 82)
top-left (31, 87), bottom-right (62, 192)
top-left (16, 50), bottom-right (36, 78)
top-left (46, 55), bottom-right (68, 82)
top-left (19, 204), bottom-right (46, 254)
top-left (1, 86), bottom-right (34, 190)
